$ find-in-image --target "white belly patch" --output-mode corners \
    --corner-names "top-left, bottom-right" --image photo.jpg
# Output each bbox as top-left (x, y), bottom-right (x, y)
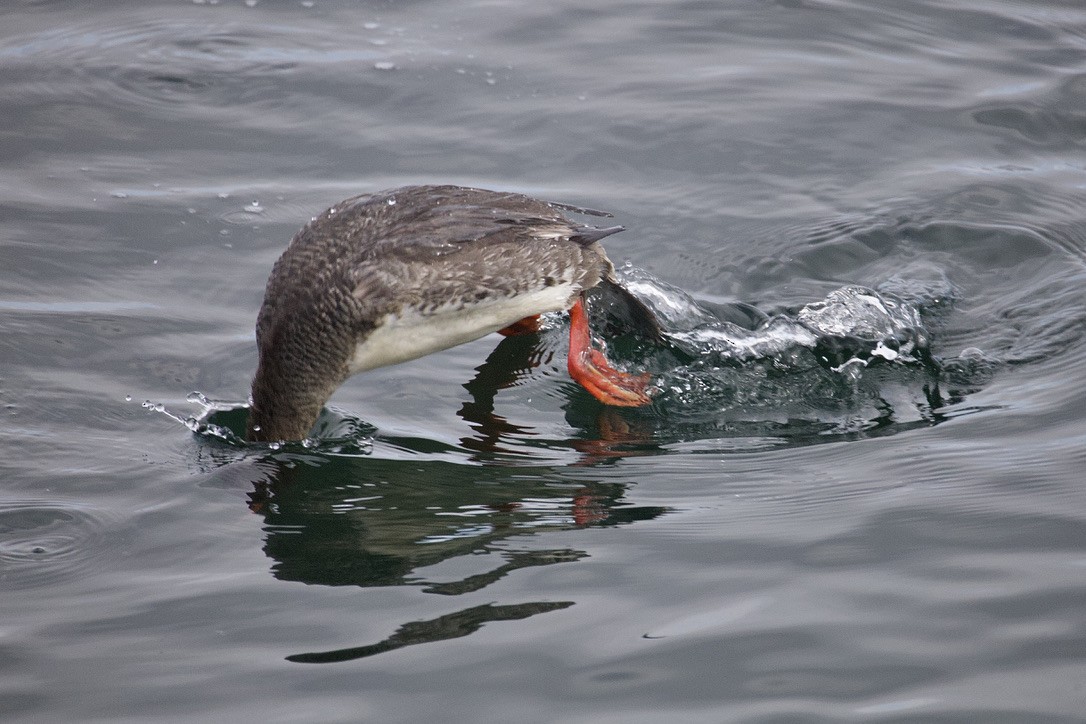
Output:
top-left (347, 283), bottom-right (575, 375)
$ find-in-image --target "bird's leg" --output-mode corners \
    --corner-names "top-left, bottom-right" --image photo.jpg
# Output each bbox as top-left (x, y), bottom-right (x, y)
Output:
top-left (567, 297), bottom-right (653, 406)
top-left (498, 315), bottom-right (542, 336)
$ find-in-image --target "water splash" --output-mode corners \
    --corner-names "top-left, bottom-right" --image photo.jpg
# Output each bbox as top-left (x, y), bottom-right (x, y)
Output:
top-left (622, 268), bottom-right (932, 370)
top-left (141, 392), bottom-right (376, 454)
top-left (612, 267), bottom-right (982, 432)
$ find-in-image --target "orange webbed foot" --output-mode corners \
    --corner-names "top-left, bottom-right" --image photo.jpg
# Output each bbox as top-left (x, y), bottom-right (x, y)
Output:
top-left (567, 297), bottom-right (653, 407)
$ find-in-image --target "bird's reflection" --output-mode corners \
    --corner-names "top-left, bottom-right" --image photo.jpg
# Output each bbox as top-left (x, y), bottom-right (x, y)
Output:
top-left (287, 601), bottom-right (575, 664)
top-left (249, 455), bottom-right (665, 589)
top-left (456, 332), bottom-right (549, 459)
top-left (237, 449), bottom-right (666, 663)
top-left (456, 318), bottom-right (665, 464)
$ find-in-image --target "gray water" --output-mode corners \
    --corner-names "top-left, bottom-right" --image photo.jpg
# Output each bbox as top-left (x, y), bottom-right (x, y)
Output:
top-left (3, 0), bottom-right (1086, 721)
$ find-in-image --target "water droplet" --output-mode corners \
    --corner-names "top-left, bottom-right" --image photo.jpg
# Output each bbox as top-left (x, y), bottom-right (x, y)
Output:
top-left (152, 259), bottom-right (159, 264)
top-left (244, 201), bottom-right (263, 214)
top-left (252, 424), bottom-right (261, 432)
top-left (269, 442), bottom-right (281, 450)
top-left (111, 191), bottom-right (128, 198)
top-left (486, 78), bottom-right (496, 85)
top-left (456, 68), bottom-right (466, 75)
top-left (387, 197), bottom-right (396, 206)
top-left (187, 207), bottom-right (197, 214)
top-left (374, 61), bottom-right (396, 71)
top-left (245, 0), bottom-right (258, 5)
top-left (217, 192), bottom-right (229, 199)
top-left (364, 21), bottom-right (379, 29)
top-left (301, 1), bottom-right (314, 7)
top-left (872, 341), bottom-right (899, 361)
top-left (220, 229), bottom-right (229, 236)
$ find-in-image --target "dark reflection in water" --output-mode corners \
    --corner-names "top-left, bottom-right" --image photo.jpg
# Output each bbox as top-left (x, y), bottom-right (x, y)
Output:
top-left (229, 448), bottom-right (665, 661)
top-left (247, 454), bottom-right (666, 590)
top-left (287, 601), bottom-right (575, 664)
top-left (456, 330), bottom-right (668, 463)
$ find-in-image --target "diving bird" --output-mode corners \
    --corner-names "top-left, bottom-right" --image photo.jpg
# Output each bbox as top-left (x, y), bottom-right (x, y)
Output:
top-left (247, 184), bottom-right (657, 442)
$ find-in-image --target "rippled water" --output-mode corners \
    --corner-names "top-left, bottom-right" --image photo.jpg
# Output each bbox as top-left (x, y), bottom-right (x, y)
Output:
top-left (3, 0), bottom-right (1086, 720)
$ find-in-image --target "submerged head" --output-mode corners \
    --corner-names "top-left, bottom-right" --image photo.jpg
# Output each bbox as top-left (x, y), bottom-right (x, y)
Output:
top-left (246, 240), bottom-right (369, 442)
top-left (246, 314), bottom-right (354, 443)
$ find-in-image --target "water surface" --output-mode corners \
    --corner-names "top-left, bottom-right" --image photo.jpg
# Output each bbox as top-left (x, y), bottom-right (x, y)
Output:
top-left (3, 0), bottom-right (1086, 721)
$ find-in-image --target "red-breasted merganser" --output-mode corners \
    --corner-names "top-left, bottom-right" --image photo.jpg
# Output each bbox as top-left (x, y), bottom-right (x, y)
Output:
top-left (247, 185), bottom-right (656, 442)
